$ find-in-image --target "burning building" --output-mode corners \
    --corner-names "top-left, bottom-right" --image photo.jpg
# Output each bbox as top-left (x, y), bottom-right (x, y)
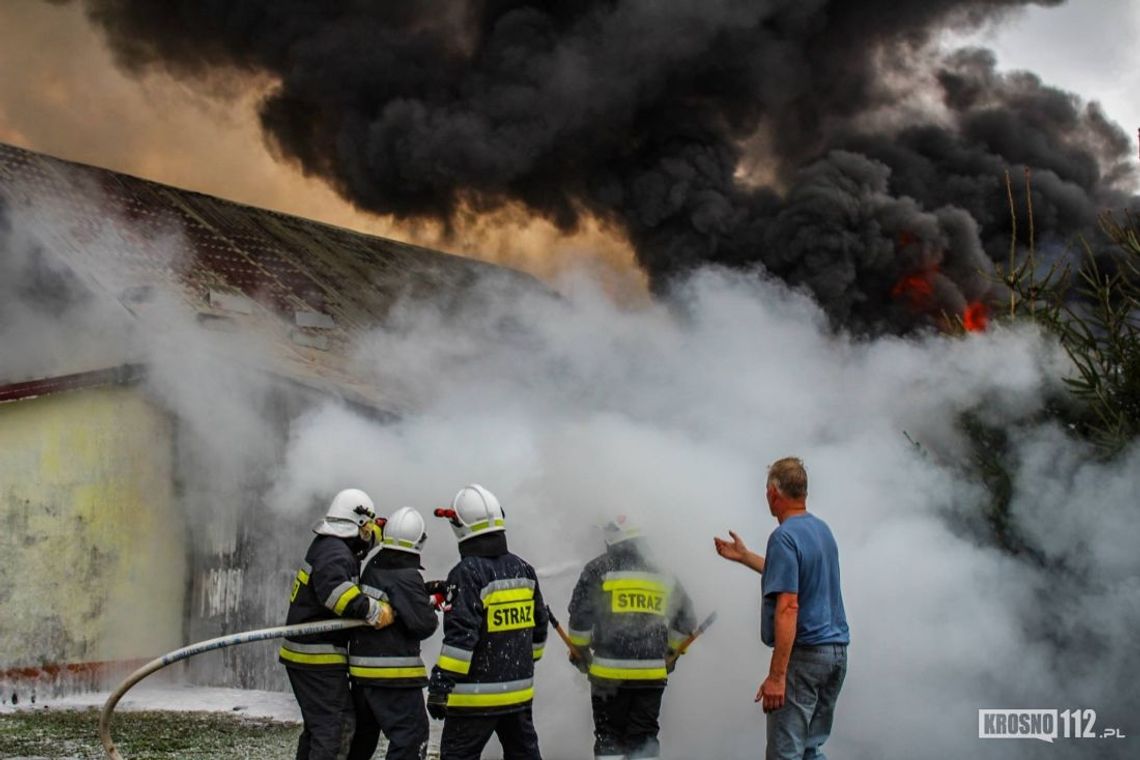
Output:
top-left (0, 141), bottom-right (541, 698)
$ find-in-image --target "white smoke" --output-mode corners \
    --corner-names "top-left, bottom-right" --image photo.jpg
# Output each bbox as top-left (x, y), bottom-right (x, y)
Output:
top-left (269, 270), bottom-right (1139, 759)
top-left (0, 192), bottom-right (135, 382)
top-left (1, 184), bottom-right (285, 553)
top-left (0, 184), bottom-right (297, 692)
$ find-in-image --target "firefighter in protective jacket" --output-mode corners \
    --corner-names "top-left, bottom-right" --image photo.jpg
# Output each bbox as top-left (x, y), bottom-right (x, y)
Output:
top-left (280, 488), bottom-right (395, 760)
top-left (567, 516), bottom-right (696, 760)
top-left (346, 506), bottom-right (440, 760)
top-left (428, 484), bottom-right (549, 760)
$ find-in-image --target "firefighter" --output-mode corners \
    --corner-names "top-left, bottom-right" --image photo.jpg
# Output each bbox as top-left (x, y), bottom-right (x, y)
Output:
top-left (427, 484), bottom-right (549, 760)
top-left (346, 507), bottom-right (440, 760)
top-left (567, 516), bottom-right (697, 760)
top-left (280, 488), bottom-right (396, 760)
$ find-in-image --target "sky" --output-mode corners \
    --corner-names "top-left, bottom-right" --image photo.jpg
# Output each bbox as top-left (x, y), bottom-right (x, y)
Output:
top-left (0, 0), bottom-right (1136, 285)
top-left (959, 0), bottom-right (1140, 152)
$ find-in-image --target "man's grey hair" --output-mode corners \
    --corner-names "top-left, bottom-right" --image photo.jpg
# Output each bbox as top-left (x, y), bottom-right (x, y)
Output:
top-left (768, 457), bottom-right (807, 499)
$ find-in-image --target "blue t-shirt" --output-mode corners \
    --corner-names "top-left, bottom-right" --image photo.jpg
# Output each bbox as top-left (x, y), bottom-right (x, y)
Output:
top-left (761, 513), bottom-right (849, 647)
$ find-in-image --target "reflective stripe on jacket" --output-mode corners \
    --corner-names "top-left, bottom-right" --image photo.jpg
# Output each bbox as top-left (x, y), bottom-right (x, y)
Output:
top-left (350, 549), bottom-right (439, 687)
top-left (279, 534), bottom-right (371, 670)
top-left (567, 540), bottom-right (696, 687)
top-left (431, 535), bottom-right (549, 715)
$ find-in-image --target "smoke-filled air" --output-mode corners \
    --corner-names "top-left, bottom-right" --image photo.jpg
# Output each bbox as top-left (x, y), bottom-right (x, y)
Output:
top-left (57, 0), bottom-right (1137, 333)
top-left (269, 271), bottom-right (1140, 759)
top-left (3, 1), bottom-right (1140, 758)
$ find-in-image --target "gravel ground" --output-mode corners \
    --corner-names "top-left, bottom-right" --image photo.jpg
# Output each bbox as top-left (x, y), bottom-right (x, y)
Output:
top-left (0, 708), bottom-right (300, 760)
top-left (0, 707), bottom-right (451, 760)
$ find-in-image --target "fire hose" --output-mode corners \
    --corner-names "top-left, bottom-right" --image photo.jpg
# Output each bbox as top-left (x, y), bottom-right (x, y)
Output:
top-left (98, 618), bottom-right (368, 760)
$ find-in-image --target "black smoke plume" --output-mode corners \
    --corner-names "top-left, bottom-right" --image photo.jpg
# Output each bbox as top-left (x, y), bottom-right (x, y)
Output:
top-left (62, 0), bottom-right (1136, 332)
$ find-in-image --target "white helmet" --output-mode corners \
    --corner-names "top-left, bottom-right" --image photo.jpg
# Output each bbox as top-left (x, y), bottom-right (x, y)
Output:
top-left (380, 507), bottom-right (428, 555)
top-left (314, 488), bottom-right (376, 539)
top-left (439, 484), bottom-right (505, 543)
top-left (601, 514), bottom-right (640, 546)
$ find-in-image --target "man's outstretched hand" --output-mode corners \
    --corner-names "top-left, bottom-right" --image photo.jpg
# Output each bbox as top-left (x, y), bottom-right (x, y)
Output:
top-left (756, 673), bottom-right (786, 713)
top-left (714, 530), bottom-right (765, 574)
top-left (713, 531), bottom-right (749, 563)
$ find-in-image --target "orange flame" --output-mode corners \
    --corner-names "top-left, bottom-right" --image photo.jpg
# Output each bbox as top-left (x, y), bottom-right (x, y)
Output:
top-left (890, 268), bottom-right (990, 334)
top-left (962, 302), bottom-right (989, 333)
top-left (890, 231), bottom-right (990, 333)
top-left (890, 271), bottom-right (935, 309)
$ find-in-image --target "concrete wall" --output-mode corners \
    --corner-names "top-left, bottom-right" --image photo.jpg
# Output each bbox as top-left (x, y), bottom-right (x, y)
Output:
top-left (0, 379), bottom-right (385, 697)
top-left (177, 385), bottom-right (324, 692)
top-left (0, 385), bottom-right (186, 683)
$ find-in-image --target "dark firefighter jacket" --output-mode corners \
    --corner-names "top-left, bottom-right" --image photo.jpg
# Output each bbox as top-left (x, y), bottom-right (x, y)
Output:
top-left (567, 539), bottom-right (697, 687)
top-left (279, 534), bottom-right (372, 670)
top-left (430, 532), bottom-right (550, 715)
top-left (350, 549), bottom-right (439, 687)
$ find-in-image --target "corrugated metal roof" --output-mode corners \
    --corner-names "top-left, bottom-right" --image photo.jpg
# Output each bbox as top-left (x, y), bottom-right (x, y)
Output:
top-left (0, 142), bottom-right (542, 408)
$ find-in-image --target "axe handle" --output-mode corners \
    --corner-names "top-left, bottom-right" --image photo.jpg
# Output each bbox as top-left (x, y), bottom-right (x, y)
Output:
top-left (666, 634), bottom-right (699, 667)
top-left (666, 612), bottom-right (717, 667)
top-left (545, 606), bottom-right (586, 662)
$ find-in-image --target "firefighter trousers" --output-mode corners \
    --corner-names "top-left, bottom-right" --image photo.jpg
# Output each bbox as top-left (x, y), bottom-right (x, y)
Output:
top-left (439, 706), bottom-right (542, 760)
top-left (287, 667), bottom-right (356, 760)
top-left (591, 685), bottom-right (665, 759)
top-left (347, 685), bottom-right (430, 760)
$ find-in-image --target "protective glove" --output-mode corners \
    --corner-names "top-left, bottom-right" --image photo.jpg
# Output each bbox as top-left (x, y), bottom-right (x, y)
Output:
top-left (424, 580), bottom-right (453, 612)
top-left (666, 648), bottom-right (681, 674)
top-left (427, 667), bottom-right (454, 720)
top-left (366, 599), bottom-right (396, 629)
top-left (569, 648), bottom-right (592, 675)
top-left (426, 691), bottom-right (448, 721)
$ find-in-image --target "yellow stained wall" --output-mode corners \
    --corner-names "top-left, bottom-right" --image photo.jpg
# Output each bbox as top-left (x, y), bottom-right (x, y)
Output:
top-left (0, 385), bottom-right (186, 667)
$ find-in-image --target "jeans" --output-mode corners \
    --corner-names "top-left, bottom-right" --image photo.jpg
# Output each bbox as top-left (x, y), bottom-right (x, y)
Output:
top-left (766, 644), bottom-right (847, 760)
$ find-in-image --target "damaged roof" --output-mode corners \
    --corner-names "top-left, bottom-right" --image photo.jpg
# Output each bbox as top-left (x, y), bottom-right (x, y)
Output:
top-left (0, 142), bottom-right (542, 408)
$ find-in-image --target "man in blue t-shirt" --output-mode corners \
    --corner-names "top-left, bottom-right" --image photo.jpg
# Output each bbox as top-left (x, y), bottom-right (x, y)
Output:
top-left (714, 457), bottom-right (849, 760)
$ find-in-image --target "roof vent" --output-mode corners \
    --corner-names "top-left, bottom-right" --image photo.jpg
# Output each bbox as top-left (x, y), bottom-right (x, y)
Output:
top-left (208, 289), bottom-right (254, 315)
top-left (290, 330), bottom-right (330, 351)
top-left (197, 313), bottom-right (238, 331)
top-left (120, 285), bottom-right (155, 305)
top-left (294, 310), bottom-right (335, 329)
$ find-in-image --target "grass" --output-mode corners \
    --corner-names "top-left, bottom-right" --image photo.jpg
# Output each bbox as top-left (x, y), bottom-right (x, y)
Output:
top-left (0, 708), bottom-right (300, 759)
